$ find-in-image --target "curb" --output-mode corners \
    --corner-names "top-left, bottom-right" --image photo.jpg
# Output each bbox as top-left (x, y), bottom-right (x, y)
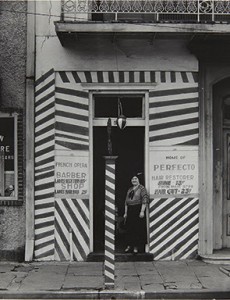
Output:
top-left (1, 289), bottom-right (230, 299)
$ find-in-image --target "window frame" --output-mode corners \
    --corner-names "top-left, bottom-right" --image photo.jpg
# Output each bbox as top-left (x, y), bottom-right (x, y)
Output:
top-left (0, 112), bottom-right (18, 200)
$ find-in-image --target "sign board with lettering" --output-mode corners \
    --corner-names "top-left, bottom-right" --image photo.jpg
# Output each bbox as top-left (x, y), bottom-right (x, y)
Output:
top-left (150, 148), bottom-right (198, 197)
top-left (55, 152), bottom-right (89, 198)
top-left (0, 117), bottom-right (14, 171)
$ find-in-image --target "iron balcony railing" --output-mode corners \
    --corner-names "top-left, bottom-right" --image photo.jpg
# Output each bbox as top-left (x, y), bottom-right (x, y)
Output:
top-left (60, 0), bottom-right (230, 23)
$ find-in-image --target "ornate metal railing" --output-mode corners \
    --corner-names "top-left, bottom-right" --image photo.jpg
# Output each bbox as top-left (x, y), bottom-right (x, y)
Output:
top-left (60, 0), bottom-right (230, 22)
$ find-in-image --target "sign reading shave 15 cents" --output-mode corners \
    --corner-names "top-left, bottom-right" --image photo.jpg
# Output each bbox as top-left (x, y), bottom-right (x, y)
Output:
top-left (55, 153), bottom-right (88, 198)
top-left (150, 149), bottom-right (198, 197)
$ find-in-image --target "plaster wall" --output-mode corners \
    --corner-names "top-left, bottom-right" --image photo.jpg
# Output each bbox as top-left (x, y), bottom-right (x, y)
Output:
top-left (0, 1), bottom-right (26, 261)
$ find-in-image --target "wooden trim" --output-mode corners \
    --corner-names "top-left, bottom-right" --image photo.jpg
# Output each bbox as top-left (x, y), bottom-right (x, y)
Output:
top-left (89, 92), bottom-right (94, 252)
top-left (25, 0), bottom-right (35, 262)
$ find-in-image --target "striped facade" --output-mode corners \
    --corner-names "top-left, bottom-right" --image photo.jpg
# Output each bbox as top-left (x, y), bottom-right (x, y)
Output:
top-left (34, 69), bottom-right (56, 260)
top-left (34, 69), bottom-right (199, 261)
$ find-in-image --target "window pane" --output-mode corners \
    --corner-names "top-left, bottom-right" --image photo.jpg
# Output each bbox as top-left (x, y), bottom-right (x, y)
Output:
top-left (94, 95), bottom-right (143, 118)
top-left (0, 117), bottom-right (15, 197)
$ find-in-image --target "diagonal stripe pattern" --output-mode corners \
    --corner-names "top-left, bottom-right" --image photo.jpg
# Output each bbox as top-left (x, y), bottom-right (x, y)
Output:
top-left (34, 69), bottom-right (56, 260)
top-left (149, 197), bottom-right (199, 260)
top-left (104, 159), bottom-right (116, 288)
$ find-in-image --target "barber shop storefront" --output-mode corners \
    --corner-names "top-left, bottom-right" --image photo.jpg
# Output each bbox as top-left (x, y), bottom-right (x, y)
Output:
top-left (23, 0), bottom-right (230, 263)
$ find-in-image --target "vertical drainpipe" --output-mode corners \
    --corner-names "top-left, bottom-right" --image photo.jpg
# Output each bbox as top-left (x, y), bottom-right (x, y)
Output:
top-left (25, 0), bottom-right (35, 262)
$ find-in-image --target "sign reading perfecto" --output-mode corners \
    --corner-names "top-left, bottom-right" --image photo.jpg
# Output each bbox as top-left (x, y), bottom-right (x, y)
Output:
top-left (55, 154), bottom-right (88, 198)
top-left (150, 149), bottom-right (198, 196)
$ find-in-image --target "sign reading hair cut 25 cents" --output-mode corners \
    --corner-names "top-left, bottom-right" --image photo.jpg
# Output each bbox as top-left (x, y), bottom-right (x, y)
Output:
top-left (150, 148), bottom-right (198, 197)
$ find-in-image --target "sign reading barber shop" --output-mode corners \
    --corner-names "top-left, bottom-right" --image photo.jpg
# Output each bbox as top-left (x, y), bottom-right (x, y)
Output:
top-left (55, 153), bottom-right (89, 198)
top-left (0, 118), bottom-right (14, 171)
top-left (150, 148), bottom-right (198, 197)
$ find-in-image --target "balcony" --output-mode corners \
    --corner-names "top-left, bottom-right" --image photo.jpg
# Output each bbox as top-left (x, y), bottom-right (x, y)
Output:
top-left (55, 0), bottom-right (230, 45)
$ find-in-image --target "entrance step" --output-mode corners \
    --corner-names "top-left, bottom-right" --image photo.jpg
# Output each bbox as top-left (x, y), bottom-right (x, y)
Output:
top-left (201, 249), bottom-right (230, 265)
top-left (86, 252), bottom-right (154, 262)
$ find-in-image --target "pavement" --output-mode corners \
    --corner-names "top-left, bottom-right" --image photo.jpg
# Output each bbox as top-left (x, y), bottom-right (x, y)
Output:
top-left (0, 260), bottom-right (230, 299)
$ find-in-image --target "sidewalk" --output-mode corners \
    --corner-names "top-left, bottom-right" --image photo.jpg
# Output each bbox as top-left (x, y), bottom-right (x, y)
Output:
top-left (0, 260), bottom-right (230, 299)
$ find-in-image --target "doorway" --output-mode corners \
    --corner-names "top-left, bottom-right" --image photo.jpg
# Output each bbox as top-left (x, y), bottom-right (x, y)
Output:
top-left (213, 77), bottom-right (230, 250)
top-left (93, 126), bottom-right (145, 252)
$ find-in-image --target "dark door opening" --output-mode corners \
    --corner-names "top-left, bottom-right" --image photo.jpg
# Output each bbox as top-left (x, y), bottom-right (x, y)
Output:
top-left (93, 126), bottom-right (144, 252)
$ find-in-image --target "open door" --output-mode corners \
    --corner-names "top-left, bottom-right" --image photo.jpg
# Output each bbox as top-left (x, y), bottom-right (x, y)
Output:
top-left (93, 126), bottom-right (145, 252)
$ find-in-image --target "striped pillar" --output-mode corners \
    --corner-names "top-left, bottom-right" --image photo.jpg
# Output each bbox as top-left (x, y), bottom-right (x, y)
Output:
top-left (104, 156), bottom-right (117, 289)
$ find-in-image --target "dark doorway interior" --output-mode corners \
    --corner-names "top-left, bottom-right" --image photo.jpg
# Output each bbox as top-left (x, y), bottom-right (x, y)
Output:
top-left (93, 126), bottom-right (144, 252)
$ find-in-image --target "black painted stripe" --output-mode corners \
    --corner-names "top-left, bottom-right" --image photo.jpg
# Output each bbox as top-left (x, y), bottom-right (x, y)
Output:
top-left (150, 71), bottom-right (155, 83)
top-left (34, 145), bottom-right (55, 159)
top-left (181, 71), bottom-right (189, 82)
top-left (149, 128), bottom-right (199, 142)
top-left (105, 174), bottom-right (115, 185)
top-left (35, 134), bottom-right (55, 148)
top-left (63, 199), bottom-right (90, 245)
top-left (149, 87), bottom-right (198, 98)
top-left (72, 71), bottom-right (81, 83)
top-left (35, 211), bottom-right (54, 220)
top-left (192, 72), bottom-right (199, 83)
top-left (35, 91), bottom-right (55, 108)
top-left (105, 224), bottom-right (114, 236)
top-left (108, 71), bottom-right (115, 83)
top-left (34, 239), bottom-right (54, 251)
top-left (81, 198), bottom-right (90, 212)
top-left (55, 110), bottom-right (88, 122)
top-left (35, 248), bottom-right (54, 259)
top-left (150, 198), bottom-right (170, 212)
top-left (56, 87), bottom-right (88, 98)
top-left (105, 203), bottom-right (115, 216)
top-left (105, 235), bottom-right (115, 246)
top-left (35, 193), bottom-right (54, 202)
top-left (72, 199), bottom-right (90, 226)
top-left (149, 97), bottom-right (198, 108)
top-left (55, 141), bottom-right (89, 151)
top-left (150, 117), bottom-right (199, 132)
top-left (97, 71), bottom-right (104, 83)
top-left (84, 71), bottom-right (92, 83)
top-left (55, 132), bottom-right (89, 143)
top-left (170, 71), bottom-right (176, 83)
top-left (104, 264), bottom-right (115, 275)
top-left (35, 156), bottom-right (55, 168)
top-left (54, 238), bottom-right (66, 261)
top-left (35, 165), bottom-right (54, 175)
top-left (35, 102), bottom-right (55, 118)
top-left (129, 71), bottom-right (134, 83)
top-left (35, 170), bottom-right (54, 181)
top-left (149, 106), bottom-right (199, 120)
top-left (105, 185), bottom-right (115, 196)
top-left (59, 71), bottom-right (70, 83)
top-left (105, 215), bottom-right (115, 226)
top-left (176, 239), bottom-right (198, 260)
top-left (35, 79), bottom-right (55, 98)
top-left (56, 97), bottom-right (88, 111)
top-left (35, 229), bottom-right (55, 241)
top-left (106, 165), bottom-right (115, 175)
top-left (35, 181), bottom-right (54, 192)
top-left (56, 121), bottom-right (89, 136)
top-left (55, 205), bottom-right (70, 252)
top-left (119, 71), bottom-right (124, 83)
top-left (35, 202), bottom-right (54, 210)
top-left (35, 69), bottom-right (54, 86)
top-left (35, 112), bottom-right (55, 128)
top-left (177, 137), bottom-right (199, 146)
top-left (161, 71), bottom-right (166, 83)
top-left (35, 124), bottom-right (54, 139)
top-left (35, 220), bottom-right (54, 230)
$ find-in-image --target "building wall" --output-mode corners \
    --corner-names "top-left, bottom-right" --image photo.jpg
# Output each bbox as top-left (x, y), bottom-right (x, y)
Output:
top-left (0, 1), bottom-right (27, 261)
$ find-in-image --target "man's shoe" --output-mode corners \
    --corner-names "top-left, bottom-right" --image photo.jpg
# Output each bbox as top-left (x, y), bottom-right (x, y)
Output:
top-left (125, 246), bottom-right (131, 253)
top-left (133, 247), bottom-right (138, 254)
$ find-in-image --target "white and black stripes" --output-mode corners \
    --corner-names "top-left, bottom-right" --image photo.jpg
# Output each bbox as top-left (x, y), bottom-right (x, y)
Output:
top-left (34, 69), bottom-right (56, 260)
top-left (104, 158), bottom-right (116, 288)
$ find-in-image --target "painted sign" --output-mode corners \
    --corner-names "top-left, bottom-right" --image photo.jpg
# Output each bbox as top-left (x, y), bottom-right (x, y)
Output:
top-left (150, 148), bottom-right (198, 196)
top-left (0, 117), bottom-right (14, 171)
top-left (55, 153), bottom-right (89, 198)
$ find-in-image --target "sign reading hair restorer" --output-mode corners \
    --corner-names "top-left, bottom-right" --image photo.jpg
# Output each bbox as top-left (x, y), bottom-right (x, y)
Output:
top-left (150, 149), bottom-right (198, 197)
top-left (55, 154), bottom-right (89, 198)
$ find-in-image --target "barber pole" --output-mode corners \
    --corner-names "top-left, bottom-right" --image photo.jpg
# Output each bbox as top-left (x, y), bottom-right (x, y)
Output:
top-left (104, 156), bottom-right (117, 289)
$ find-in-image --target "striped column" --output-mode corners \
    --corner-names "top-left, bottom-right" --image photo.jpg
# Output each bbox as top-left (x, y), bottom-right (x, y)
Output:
top-left (104, 156), bottom-right (117, 289)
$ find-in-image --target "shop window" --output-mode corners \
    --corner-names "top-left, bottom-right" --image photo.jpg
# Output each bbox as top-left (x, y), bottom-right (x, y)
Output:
top-left (0, 113), bottom-right (18, 199)
top-left (94, 95), bottom-right (143, 118)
